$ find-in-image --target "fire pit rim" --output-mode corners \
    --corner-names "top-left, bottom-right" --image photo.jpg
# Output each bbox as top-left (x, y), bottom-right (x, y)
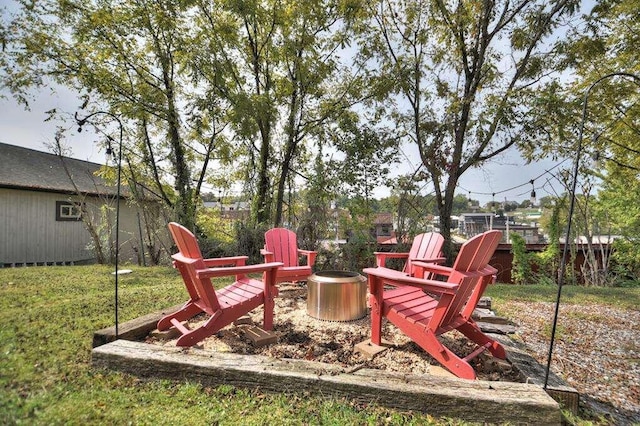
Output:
top-left (309, 270), bottom-right (362, 281)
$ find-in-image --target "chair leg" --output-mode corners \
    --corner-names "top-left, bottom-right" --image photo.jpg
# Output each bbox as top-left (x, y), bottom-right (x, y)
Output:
top-left (175, 310), bottom-right (223, 347)
top-left (369, 294), bottom-right (383, 345)
top-left (263, 295), bottom-right (274, 331)
top-left (411, 326), bottom-right (477, 379)
top-left (368, 275), bottom-right (385, 345)
top-left (263, 269), bottom-right (278, 331)
top-left (387, 311), bottom-right (477, 380)
top-left (157, 302), bottom-right (202, 331)
top-left (457, 320), bottom-right (507, 359)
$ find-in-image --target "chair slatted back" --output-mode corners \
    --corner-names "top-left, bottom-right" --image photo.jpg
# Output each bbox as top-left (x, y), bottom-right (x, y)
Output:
top-left (168, 222), bottom-right (220, 313)
top-left (441, 230), bottom-right (502, 326)
top-left (405, 232), bottom-right (445, 274)
top-left (451, 230), bottom-right (502, 272)
top-left (264, 228), bottom-right (300, 267)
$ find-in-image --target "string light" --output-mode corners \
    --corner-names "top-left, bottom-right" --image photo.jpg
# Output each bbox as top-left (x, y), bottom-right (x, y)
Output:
top-left (530, 180), bottom-right (537, 206)
top-left (457, 135), bottom-right (639, 203)
top-left (457, 159), bottom-right (569, 201)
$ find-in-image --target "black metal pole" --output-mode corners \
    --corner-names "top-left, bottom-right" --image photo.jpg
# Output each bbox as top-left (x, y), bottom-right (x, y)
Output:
top-left (544, 72), bottom-right (640, 389)
top-left (114, 126), bottom-right (122, 338)
top-left (75, 111), bottom-right (124, 339)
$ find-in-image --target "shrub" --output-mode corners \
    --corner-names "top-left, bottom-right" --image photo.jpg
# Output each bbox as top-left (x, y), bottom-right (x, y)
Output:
top-left (510, 233), bottom-right (532, 285)
top-left (233, 222), bottom-right (268, 265)
top-left (611, 238), bottom-right (640, 284)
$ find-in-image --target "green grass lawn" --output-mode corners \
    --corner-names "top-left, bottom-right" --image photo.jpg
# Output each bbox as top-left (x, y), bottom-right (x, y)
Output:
top-left (0, 266), bottom-right (447, 425)
top-left (486, 281), bottom-right (639, 311)
top-left (1, 266), bottom-right (637, 425)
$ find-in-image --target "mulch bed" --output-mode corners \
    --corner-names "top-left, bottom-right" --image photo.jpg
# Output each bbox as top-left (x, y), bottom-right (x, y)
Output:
top-left (497, 300), bottom-right (640, 424)
top-left (147, 283), bottom-right (639, 423)
top-left (148, 283), bottom-right (521, 381)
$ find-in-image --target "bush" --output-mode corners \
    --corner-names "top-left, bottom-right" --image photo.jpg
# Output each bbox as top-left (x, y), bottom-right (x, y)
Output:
top-left (197, 237), bottom-right (235, 259)
top-left (314, 245), bottom-right (341, 271)
top-left (340, 238), bottom-right (376, 272)
top-left (233, 222), bottom-right (268, 265)
top-left (510, 233), bottom-right (532, 285)
top-left (611, 238), bottom-right (640, 282)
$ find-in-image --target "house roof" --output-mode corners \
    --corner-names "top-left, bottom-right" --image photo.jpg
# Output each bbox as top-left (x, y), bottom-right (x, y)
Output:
top-left (377, 235), bottom-right (398, 245)
top-left (374, 213), bottom-right (393, 225)
top-left (0, 142), bottom-right (119, 196)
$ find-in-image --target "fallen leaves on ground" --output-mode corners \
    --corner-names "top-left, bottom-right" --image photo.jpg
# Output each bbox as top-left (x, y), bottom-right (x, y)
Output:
top-left (150, 284), bottom-right (639, 423)
top-left (498, 300), bottom-right (639, 424)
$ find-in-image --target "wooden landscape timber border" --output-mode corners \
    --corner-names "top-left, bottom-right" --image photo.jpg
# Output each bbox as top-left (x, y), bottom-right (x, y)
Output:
top-left (92, 306), bottom-right (574, 424)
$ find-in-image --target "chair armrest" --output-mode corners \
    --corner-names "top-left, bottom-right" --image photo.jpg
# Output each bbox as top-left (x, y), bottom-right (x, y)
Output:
top-left (482, 265), bottom-right (498, 283)
top-left (203, 256), bottom-right (248, 268)
top-left (298, 249), bottom-right (317, 267)
top-left (374, 252), bottom-right (409, 258)
top-left (483, 265), bottom-right (498, 275)
top-left (373, 252), bottom-right (409, 267)
top-left (410, 257), bottom-right (447, 277)
top-left (261, 249), bottom-right (275, 263)
top-left (412, 262), bottom-right (454, 276)
top-left (410, 256), bottom-right (446, 264)
top-left (363, 267), bottom-right (459, 295)
top-left (196, 262), bottom-right (284, 279)
top-left (172, 253), bottom-right (198, 265)
top-left (369, 267), bottom-right (408, 279)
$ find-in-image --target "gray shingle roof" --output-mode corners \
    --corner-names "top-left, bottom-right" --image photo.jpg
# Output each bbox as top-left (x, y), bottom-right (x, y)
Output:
top-left (0, 142), bottom-right (119, 196)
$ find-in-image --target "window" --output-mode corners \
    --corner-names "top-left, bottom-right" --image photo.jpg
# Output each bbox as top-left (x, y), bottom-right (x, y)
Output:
top-left (56, 201), bottom-right (83, 221)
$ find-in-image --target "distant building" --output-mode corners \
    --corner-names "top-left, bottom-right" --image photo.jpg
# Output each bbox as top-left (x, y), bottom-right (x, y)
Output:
top-left (511, 209), bottom-right (542, 226)
top-left (373, 212), bottom-right (396, 244)
top-left (432, 216), bottom-right (460, 232)
top-left (458, 212), bottom-right (543, 243)
top-left (203, 200), bottom-right (251, 221)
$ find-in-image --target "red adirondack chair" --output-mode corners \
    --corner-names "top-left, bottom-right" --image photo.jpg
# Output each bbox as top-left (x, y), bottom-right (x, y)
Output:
top-left (363, 230), bottom-right (506, 380)
top-left (157, 222), bottom-right (282, 347)
top-left (373, 232), bottom-right (445, 277)
top-left (261, 228), bottom-right (317, 284)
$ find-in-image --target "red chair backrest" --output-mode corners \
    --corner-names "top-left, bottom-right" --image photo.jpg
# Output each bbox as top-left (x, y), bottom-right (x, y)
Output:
top-left (168, 222), bottom-right (220, 313)
top-left (405, 232), bottom-right (444, 274)
top-left (451, 230), bottom-right (502, 272)
top-left (443, 230), bottom-right (502, 325)
top-left (168, 221), bottom-right (203, 260)
top-left (264, 228), bottom-right (300, 267)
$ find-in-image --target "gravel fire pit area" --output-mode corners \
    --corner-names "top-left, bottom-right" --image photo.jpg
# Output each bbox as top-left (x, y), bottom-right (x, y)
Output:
top-left (93, 283), bottom-right (572, 424)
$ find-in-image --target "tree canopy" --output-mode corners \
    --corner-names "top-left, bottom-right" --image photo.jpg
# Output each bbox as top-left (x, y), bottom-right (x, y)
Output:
top-left (3, 0), bottom-right (638, 270)
top-left (353, 0), bottom-right (580, 257)
top-left (1, 0), bottom-right (369, 230)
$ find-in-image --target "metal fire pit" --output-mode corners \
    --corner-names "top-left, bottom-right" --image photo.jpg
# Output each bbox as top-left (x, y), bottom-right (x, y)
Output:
top-left (307, 270), bottom-right (367, 321)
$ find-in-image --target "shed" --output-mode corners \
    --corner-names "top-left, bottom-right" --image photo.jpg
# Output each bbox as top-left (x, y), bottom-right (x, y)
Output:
top-left (0, 142), bottom-right (168, 266)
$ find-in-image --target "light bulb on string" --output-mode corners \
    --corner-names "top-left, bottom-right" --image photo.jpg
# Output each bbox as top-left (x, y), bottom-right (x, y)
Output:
top-left (530, 180), bottom-right (537, 206)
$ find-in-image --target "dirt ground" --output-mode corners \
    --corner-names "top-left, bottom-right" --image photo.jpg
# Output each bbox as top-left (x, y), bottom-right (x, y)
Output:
top-left (496, 300), bottom-right (640, 424)
top-left (149, 283), bottom-right (639, 424)
top-left (150, 283), bottom-right (520, 380)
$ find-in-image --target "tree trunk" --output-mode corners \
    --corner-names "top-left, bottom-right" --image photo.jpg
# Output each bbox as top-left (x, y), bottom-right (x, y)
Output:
top-left (165, 81), bottom-right (194, 230)
top-left (274, 86), bottom-right (300, 227)
top-left (438, 186), bottom-right (456, 263)
top-left (255, 121), bottom-right (272, 225)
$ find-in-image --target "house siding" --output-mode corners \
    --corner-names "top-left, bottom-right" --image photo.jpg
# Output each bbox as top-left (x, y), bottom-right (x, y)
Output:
top-left (1, 189), bottom-right (91, 264)
top-left (0, 143), bottom-right (174, 267)
top-left (0, 188), bottom-right (162, 266)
